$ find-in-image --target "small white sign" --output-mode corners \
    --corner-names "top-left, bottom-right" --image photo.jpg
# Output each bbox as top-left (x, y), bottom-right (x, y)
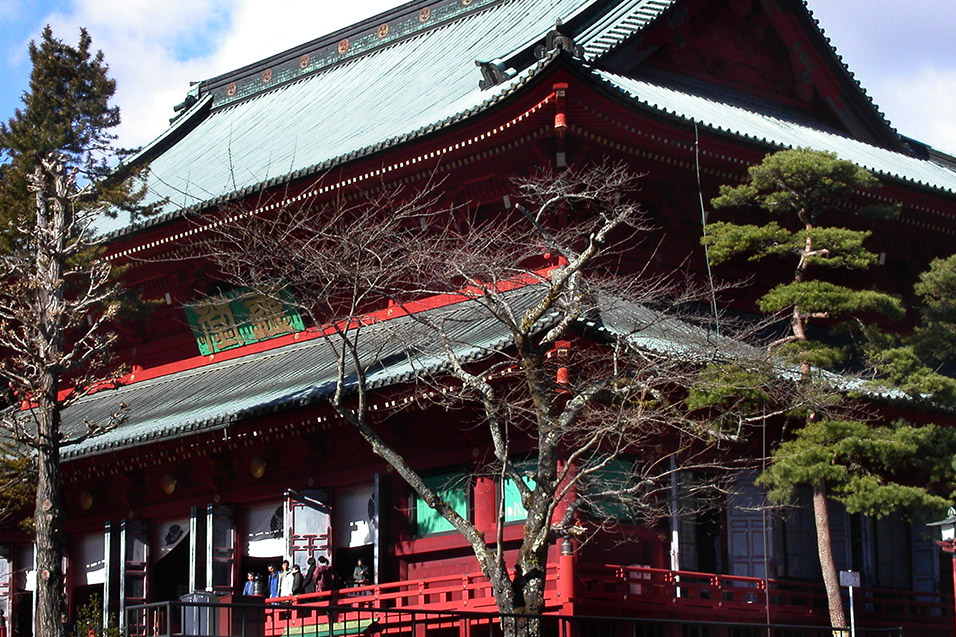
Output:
top-left (840, 570), bottom-right (861, 587)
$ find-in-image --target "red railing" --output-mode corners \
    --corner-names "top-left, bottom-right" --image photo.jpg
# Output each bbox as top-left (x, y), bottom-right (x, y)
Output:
top-left (261, 563), bottom-right (951, 636)
top-left (264, 567), bottom-right (560, 636)
top-left (576, 564), bottom-right (951, 627)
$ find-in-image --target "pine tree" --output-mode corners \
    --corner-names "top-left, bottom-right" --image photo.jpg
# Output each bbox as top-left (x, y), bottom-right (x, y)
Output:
top-left (0, 26), bottom-right (142, 251)
top-left (863, 254), bottom-right (956, 405)
top-left (908, 254), bottom-right (956, 368)
top-left (702, 148), bottom-right (908, 630)
top-left (0, 27), bottom-right (145, 637)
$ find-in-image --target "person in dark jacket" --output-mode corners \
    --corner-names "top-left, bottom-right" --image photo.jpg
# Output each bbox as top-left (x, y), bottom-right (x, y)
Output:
top-left (304, 557), bottom-right (317, 594)
top-left (291, 564), bottom-right (306, 595)
top-left (352, 558), bottom-right (370, 585)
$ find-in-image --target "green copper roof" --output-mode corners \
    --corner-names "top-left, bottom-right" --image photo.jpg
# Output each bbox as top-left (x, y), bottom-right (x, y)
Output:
top-left (118, 0), bottom-right (600, 224)
top-left (61, 287), bottom-right (555, 460)
top-left (106, 0), bottom-right (691, 237)
top-left (106, 0), bottom-right (954, 239)
top-left (60, 286), bottom-right (751, 460)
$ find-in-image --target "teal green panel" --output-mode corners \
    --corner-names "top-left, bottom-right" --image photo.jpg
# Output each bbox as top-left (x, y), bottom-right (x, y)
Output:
top-left (586, 457), bottom-right (634, 521)
top-left (185, 288), bottom-right (305, 355)
top-left (281, 619), bottom-right (375, 637)
top-left (415, 472), bottom-right (468, 536)
top-left (503, 463), bottom-right (536, 523)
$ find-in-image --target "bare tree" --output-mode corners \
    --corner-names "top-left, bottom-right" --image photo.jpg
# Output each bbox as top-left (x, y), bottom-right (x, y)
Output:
top-left (205, 162), bottom-right (765, 631)
top-left (0, 154), bottom-right (127, 637)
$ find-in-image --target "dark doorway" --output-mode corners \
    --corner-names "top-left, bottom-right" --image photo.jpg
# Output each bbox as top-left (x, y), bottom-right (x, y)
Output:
top-left (151, 533), bottom-right (190, 601)
top-left (335, 544), bottom-right (374, 586)
top-left (240, 556), bottom-right (279, 596)
top-left (13, 589), bottom-right (32, 637)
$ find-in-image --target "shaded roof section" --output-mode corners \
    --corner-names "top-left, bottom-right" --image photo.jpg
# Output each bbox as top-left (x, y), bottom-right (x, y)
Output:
top-left (56, 281), bottom-right (931, 463)
top-left (59, 285), bottom-right (750, 461)
top-left (594, 70), bottom-right (956, 195)
top-left (60, 288), bottom-right (551, 460)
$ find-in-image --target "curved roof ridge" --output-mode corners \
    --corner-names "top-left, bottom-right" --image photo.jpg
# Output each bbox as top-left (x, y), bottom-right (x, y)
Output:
top-left (195, 0), bottom-right (512, 111)
top-left (591, 68), bottom-right (956, 196)
top-left (577, 0), bottom-right (677, 61)
top-left (791, 0), bottom-right (905, 152)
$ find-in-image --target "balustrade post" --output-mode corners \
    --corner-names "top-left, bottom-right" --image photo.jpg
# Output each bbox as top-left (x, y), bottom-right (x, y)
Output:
top-left (558, 540), bottom-right (575, 614)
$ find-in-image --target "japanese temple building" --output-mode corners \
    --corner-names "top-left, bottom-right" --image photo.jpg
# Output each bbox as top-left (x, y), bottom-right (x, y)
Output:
top-left (4, 0), bottom-right (956, 635)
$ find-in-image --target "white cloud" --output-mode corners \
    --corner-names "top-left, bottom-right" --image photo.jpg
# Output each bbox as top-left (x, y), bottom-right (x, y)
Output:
top-left (869, 68), bottom-right (956, 157)
top-left (33, 0), bottom-right (399, 149)
top-left (31, 0), bottom-right (956, 160)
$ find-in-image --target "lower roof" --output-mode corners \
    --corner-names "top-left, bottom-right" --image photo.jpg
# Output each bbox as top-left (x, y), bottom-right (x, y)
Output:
top-left (59, 289), bottom-right (535, 461)
top-left (57, 284), bottom-right (750, 462)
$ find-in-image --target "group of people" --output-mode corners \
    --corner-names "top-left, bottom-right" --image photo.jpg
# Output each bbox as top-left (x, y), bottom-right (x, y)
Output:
top-left (243, 556), bottom-right (370, 597)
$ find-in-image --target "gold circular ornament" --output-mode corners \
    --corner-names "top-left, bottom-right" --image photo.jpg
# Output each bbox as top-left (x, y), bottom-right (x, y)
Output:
top-left (161, 473), bottom-right (177, 495)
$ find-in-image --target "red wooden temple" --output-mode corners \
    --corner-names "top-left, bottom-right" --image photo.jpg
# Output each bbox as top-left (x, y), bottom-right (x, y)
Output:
top-left (2, 0), bottom-right (955, 635)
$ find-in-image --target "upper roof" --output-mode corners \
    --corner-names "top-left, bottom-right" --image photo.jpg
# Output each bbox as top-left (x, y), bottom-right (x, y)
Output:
top-left (106, 0), bottom-right (956, 239)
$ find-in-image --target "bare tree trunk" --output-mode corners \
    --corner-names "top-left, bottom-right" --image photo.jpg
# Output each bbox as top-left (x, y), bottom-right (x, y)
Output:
top-left (813, 478), bottom-right (846, 631)
top-left (34, 395), bottom-right (65, 637)
top-left (31, 157), bottom-right (69, 637)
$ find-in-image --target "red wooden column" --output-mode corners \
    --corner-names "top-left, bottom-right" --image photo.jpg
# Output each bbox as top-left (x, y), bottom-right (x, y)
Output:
top-left (558, 540), bottom-right (577, 637)
top-left (473, 477), bottom-right (498, 539)
top-left (553, 455), bottom-right (578, 627)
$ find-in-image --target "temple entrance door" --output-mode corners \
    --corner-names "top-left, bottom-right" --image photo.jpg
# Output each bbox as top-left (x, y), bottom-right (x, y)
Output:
top-left (119, 520), bottom-right (148, 637)
top-left (726, 476), bottom-right (772, 578)
top-left (207, 505), bottom-right (237, 595)
top-left (150, 521), bottom-right (190, 602)
top-left (912, 517), bottom-right (940, 594)
top-left (284, 491), bottom-right (331, 570)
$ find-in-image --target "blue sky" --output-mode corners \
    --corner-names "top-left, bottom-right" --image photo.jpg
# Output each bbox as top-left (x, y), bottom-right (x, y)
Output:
top-left (1, 0), bottom-right (954, 156)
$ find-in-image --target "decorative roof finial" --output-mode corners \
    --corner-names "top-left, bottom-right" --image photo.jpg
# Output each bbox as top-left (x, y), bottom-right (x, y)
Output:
top-left (475, 59), bottom-right (515, 90)
top-left (534, 19), bottom-right (584, 60)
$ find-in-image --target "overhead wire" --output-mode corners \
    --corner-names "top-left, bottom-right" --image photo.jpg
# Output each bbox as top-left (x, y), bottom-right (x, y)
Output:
top-left (694, 120), bottom-right (720, 337)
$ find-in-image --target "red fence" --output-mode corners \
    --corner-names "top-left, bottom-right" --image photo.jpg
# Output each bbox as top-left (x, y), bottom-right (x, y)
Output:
top-left (575, 564), bottom-right (951, 628)
top-left (256, 563), bottom-right (951, 636)
top-left (123, 563), bottom-right (950, 637)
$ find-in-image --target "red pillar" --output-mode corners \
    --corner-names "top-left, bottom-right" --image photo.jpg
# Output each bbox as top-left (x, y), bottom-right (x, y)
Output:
top-left (473, 477), bottom-right (497, 539)
top-left (951, 556), bottom-right (956, 637)
top-left (558, 539), bottom-right (576, 637)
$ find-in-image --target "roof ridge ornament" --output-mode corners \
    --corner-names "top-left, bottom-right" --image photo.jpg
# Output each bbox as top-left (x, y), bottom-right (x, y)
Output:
top-left (475, 58), bottom-right (515, 90)
top-left (534, 19), bottom-right (584, 60)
